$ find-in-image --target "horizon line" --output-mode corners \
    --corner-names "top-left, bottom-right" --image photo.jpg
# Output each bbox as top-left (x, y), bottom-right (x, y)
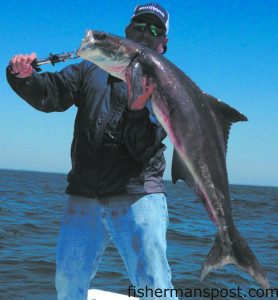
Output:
top-left (1, 167), bottom-right (277, 188)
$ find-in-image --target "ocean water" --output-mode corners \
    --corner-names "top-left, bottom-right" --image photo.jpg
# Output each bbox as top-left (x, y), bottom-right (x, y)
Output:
top-left (0, 169), bottom-right (277, 300)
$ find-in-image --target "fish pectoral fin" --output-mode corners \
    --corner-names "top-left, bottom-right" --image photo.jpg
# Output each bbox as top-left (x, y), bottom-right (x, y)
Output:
top-left (125, 60), bottom-right (145, 108)
top-left (200, 229), bottom-right (270, 289)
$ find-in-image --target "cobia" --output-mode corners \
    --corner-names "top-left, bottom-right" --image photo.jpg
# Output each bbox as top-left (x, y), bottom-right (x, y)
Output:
top-left (77, 30), bottom-right (269, 288)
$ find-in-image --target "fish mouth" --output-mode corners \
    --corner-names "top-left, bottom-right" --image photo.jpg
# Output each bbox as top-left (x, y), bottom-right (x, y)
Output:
top-left (77, 30), bottom-right (96, 55)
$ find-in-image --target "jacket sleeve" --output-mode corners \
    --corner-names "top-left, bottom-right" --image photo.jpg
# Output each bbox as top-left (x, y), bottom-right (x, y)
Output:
top-left (6, 63), bottom-right (83, 112)
top-left (123, 107), bottom-right (167, 164)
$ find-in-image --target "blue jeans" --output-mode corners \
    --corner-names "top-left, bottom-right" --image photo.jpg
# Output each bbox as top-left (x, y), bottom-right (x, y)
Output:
top-left (55, 193), bottom-right (178, 300)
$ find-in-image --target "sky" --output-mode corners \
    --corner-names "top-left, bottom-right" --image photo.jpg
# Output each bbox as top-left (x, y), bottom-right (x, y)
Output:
top-left (1, 0), bottom-right (277, 187)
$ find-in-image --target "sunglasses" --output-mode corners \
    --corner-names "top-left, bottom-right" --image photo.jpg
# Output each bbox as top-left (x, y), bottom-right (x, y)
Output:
top-left (131, 21), bottom-right (165, 37)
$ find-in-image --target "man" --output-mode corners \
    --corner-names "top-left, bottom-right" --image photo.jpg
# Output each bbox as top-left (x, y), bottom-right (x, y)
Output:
top-left (7, 3), bottom-right (178, 300)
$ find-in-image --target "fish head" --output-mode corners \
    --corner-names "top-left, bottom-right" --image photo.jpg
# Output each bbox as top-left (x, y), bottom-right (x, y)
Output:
top-left (77, 30), bottom-right (140, 80)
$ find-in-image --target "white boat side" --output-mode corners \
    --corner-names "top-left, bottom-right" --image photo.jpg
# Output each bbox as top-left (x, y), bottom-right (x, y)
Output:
top-left (87, 289), bottom-right (138, 300)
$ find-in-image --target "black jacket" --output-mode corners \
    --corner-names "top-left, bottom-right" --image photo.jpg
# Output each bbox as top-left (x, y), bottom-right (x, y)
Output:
top-left (6, 61), bottom-right (167, 198)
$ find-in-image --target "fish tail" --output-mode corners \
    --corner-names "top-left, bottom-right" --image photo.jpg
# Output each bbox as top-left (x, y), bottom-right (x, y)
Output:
top-left (200, 228), bottom-right (270, 289)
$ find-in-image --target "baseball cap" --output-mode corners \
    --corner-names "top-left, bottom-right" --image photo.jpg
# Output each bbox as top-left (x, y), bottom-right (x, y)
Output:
top-left (131, 3), bottom-right (169, 34)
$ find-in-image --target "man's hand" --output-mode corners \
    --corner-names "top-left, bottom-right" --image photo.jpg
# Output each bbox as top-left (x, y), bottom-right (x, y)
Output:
top-left (129, 77), bottom-right (154, 111)
top-left (9, 52), bottom-right (37, 78)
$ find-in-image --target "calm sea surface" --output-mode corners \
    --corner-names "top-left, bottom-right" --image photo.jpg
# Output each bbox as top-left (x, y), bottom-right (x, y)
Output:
top-left (0, 169), bottom-right (277, 300)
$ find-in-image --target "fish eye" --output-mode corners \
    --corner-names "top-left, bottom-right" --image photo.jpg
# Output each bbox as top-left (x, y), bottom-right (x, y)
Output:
top-left (94, 32), bottom-right (107, 40)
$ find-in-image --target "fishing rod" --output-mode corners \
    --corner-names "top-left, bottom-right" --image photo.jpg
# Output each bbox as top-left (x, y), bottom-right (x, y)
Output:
top-left (31, 51), bottom-right (80, 72)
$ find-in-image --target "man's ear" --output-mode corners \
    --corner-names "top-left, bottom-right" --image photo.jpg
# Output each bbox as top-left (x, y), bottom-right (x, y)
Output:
top-left (159, 36), bottom-right (168, 54)
top-left (163, 36), bottom-right (168, 48)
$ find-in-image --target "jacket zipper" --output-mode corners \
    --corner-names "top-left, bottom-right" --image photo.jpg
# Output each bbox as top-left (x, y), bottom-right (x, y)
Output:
top-left (95, 107), bottom-right (114, 148)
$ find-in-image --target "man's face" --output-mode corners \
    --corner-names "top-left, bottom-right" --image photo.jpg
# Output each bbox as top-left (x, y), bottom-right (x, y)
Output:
top-left (125, 14), bottom-right (168, 54)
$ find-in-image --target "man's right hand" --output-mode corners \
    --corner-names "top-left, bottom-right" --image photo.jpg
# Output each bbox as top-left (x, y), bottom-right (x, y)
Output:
top-left (9, 52), bottom-right (37, 78)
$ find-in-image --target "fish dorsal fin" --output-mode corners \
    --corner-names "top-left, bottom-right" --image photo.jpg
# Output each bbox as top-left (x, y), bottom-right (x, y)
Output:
top-left (171, 95), bottom-right (248, 184)
top-left (204, 93), bottom-right (248, 153)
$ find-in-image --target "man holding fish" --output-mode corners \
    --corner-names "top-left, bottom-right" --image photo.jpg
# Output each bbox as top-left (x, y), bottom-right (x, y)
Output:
top-left (7, 3), bottom-right (180, 300)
